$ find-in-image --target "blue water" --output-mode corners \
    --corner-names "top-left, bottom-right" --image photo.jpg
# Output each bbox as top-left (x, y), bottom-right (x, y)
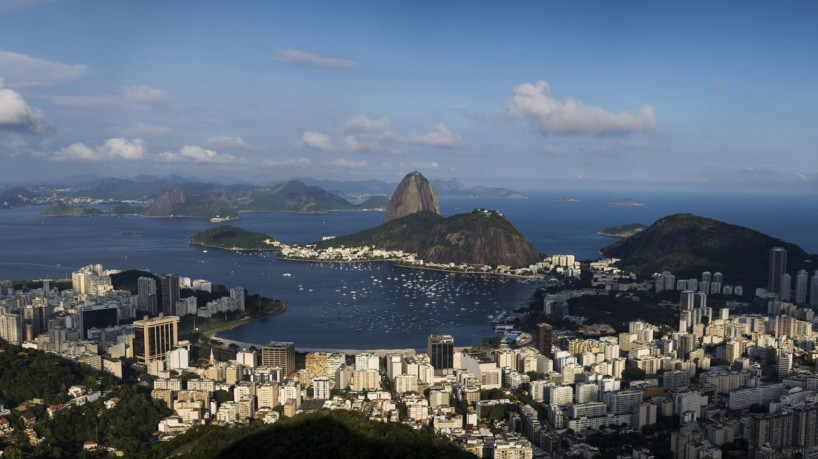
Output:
top-left (0, 191), bottom-right (815, 349)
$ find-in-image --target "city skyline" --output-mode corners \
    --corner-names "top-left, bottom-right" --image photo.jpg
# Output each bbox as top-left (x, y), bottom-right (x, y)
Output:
top-left (0, 1), bottom-right (816, 192)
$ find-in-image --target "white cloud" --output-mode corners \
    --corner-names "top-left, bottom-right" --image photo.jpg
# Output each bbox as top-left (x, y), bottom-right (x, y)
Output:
top-left (506, 80), bottom-right (656, 135)
top-left (343, 115), bottom-right (392, 133)
top-left (52, 137), bottom-right (145, 162)
top-left (44, 84), bottom-right (168, 107)
top-left (303, 114), bottom-right (462, 154)
top-left (299, 131), bottom-right (333, 150)
top-left (263, 157), bottom-right (313, 168)
top-left (53, 143), bottom-right (97, 161)
top-left (122, 84), bottom-right (167, 103)
top-left (125, 122), bottom-right (172, 137)
top-left (203, 135), bottom-right (253, 150)
top-left (0, 80), bottom-right (48, 132)
top-left (408, 123), bottom-right (462, 148)
top-left (274, 48), bottom-right (359, 69)
top-left (98, 137), bottom-right (145, 160)
top-left (156, 145), bottom-right (243, 164)
top-left (322, 158), bottom-right (368, 169)
top-left (408, 161), bottom-right (441, 170)
top-left (0, 49), bottom-right (87, 87)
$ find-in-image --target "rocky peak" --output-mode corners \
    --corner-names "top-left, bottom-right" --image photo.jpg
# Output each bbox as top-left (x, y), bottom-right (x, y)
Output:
top-left (384, 171), bottom-right (441, 223)
top-left (143, 187), bottom-right (186, 217)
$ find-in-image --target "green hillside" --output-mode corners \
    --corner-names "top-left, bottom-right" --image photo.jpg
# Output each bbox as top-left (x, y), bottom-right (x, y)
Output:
top-left (601, 213), bottom-right (813, 287)
top-left (189, 225), bottom-right (278, 251)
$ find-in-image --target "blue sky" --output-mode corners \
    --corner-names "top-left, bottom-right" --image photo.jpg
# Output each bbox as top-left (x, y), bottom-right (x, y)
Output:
top-left (0, 0), bottom-right (816, 192)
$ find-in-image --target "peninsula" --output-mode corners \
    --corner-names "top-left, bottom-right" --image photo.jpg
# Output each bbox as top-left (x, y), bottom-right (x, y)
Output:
top-left (189, 225), bottom-right (280, 251)
top-left (597, 223), bottom-right (646, 238)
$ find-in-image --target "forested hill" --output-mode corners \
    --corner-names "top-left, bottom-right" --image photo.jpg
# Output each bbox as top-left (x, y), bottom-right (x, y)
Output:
top-left (601, 213), bottom-right (813, 287)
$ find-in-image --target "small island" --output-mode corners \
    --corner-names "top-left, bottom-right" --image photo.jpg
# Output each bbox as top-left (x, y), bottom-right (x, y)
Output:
top-left (554, 195), bottom-right (580, 202)
top-left (189, 225), bottom-right (280, 251)
top-left (40, 200), bottom-right (103, 217)
top-left (612, 198), bottom-right (645, 206)
top-left (598, 223), bottom-right (647, 238)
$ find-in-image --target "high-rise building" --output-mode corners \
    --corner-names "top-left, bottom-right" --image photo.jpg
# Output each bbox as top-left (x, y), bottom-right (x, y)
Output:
top-left (795, 270), bottom-right (808, 304)
top-left (261, 342), bottom-right (295, 375)
top-left (680, 290), bottom-right (694, 311)
top-left (230, 287), bottom-right (245, 312)
top-left (161, 274), bottom-right (180, 316)
top-left (694, 292), bottom-right (707, 310)
top-left (428, 334), bottom-right (454, 376)
top-left (811, 271), bottom-right (818, 307)
top-left (79, 304), bottom-right (118, 339)
top-left (0, 307), bottom-right (22, 344)
top-left (137, 277), bottom-right (158, 316)
top-left (768, 247), bottom-right (787, 293)
top-left (131, 314), bottom-right (179, 365)
top-left (537, 323), bottom-right (553, 357)
top-left (782, 274), bottom-right (792, 301)
top-left (702, 271), bottom-right (712, 283)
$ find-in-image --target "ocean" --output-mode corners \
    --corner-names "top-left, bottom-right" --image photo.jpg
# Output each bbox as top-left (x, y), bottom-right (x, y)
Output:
top-left (0, 191), bottom-right (815, 349)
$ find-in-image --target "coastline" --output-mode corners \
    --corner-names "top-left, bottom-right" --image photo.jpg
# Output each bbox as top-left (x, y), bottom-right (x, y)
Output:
top-left (277, 255), bottom-right (546, 280)
top-left (188, 241), bottom-right (280, 252)
top-left (199, 302), bottom-right (289, 342)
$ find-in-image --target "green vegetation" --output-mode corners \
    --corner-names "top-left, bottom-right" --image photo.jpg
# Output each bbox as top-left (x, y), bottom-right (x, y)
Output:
top-left (238, 180), bottom-right (356, 213)
top-left (318, 209), bottom-right (541, 268)
top-left (598, 223), bottom-right (646, 238)
top-left (0, 341), bottom-right (171, 458)
top-left (174, 191), bottom-right (238, 219)
top-left (567, 292), bottom-right (676, 331)
top-left (602, 213), bottom-right (813, 287)
top-left (106, 203), bottom-right (146, 215)
top-left (209, 410), bottom-right (475, 459)
top-left (39, 201), bottom-right (102, 217)
top-left (189, 225), bottom-right (278, 251)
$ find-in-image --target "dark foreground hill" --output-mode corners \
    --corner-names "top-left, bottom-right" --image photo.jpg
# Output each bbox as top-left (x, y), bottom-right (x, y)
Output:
top-left (319, 209), bottom-right (541, 268)
top-left (192, 410), bottom-right (475, 459)
top-left (601, 213), bottom-right (813, 287)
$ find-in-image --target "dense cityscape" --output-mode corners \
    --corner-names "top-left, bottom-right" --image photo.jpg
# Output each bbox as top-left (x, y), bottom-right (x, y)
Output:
top-left (0, 245), bottom-right (815, 458)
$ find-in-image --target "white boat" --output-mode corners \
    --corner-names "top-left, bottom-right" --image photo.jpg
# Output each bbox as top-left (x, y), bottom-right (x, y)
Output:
top-left (282, 273), bottom-right (292, 277)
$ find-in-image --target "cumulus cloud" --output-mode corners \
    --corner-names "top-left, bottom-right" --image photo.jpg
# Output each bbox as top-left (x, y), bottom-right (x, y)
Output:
top-left (0, 49), bottom-right (87, 87)
top-left (263, 157), bottom-right (313, 168)
top-left (0, 79), bottom-right (48, 132)
top-left (322, 158), bottom-right (368, 169)
top-left (203, 135), bottom-right (253, 150)
top-left (274, 48), bottom-right (359, 69)
top-left (156, 145), bottom-right (243, 164)
top-left (52, 137), bottom-right (145, 162)
top-left (125, 122), bottom-right (172, 137)
top-left (302, 115), bottom-right (463, 154)
top-left (506, 80), bottom-right (656, 135)
top-left (407, 123), bottom-right (462, 148)
top-left (343, 115), bottom-right (392, 133)
top-left (300, 131), bottom-right (333, 150)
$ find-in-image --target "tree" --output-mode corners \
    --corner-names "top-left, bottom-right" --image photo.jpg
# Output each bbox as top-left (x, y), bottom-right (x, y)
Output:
top-left (622, 366), bottom-right (647, 381)
top-left (526, 371), bottom-right (541, 381)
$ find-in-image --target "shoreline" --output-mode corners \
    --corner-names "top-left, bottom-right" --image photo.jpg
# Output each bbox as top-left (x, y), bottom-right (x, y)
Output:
top-left (198, 302), bottom-right (289, 341)
top-left (188, 241), bottom-right (280, 252)
top-left (277, 255), bottom-right (546, 280)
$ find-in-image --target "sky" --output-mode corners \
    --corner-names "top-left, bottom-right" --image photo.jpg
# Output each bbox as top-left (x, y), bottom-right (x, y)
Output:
top-left (0, 0), bottom-right (816, 192)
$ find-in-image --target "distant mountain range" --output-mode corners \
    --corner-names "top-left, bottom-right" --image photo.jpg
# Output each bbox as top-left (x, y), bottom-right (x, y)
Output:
top-left (297, 177), bottom-right (528, 199)
top-left (601, 213), bottom-right (815, 288)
